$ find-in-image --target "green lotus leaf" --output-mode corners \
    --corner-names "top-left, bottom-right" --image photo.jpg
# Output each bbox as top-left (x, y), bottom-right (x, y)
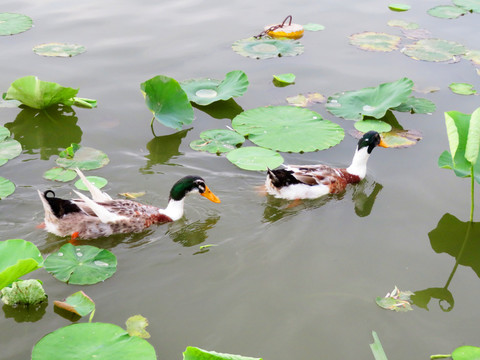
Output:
top-left (0, 239), bottom-right (43, 290)
top-left (402, 38), bottom-right (467, 62)
top-left (56, 146), bottom-right (109, 170)
top-left (354, 120), bottom-right (392, 133)
top-left (232, 106), bottom-right (344, 152)
top-left (375, 286), bottom-right (413, 311)
top-left (0, 13), bottom-right (33, 36)
top-left (140, 75), bottom-right (194, 130)
top-left (449, 82), bottom-right (477, 95)
top-left (1, 279), bottom-right (47, 306)
top-left (387, 19), bottom-right (419, 29)
top-left (391, 96), bottom-right (436, 113)
top-left (232, 37), bottom-right (304, 59)
top-left (464, 50), bottom-right (480, 66)
top-left (388, 3), bottom-right (411, 11)
top-left (349, 31), bottom-right (401, 52)
top-left (54, 291), bottom-right (95, 317)
top-left (452, 346), bottom-right (480, 360)
top-left (303, 23), bottom-right (325, 31)
top-left (273, 73), bottom-right (296, 84)
top-left (126, 315), bottom-right (151, 339)
top-left (0, 177), bottom-right (15, 199)
top-left (0, 126), bottom-right (10, 141)
top-left (381, 129), bottom-right (422, 148)
top-left (427, 5), bottom-right (468, 19)
top-left (32, 322), bottom-right (157, 360)
top-left (44, 243), bottom-right (117, 285)
top-left (75, 176), bottom-right (108, 190)
top-left (326, 78), bottom-right (414, 120)
top-left (226, 147), bottom-right (284, 171)
top-left (33, 43), bottom-right (86, 57)
top-left (286, 93), bottom-right (326, 107)
top-left (180, 70), bottom-right (249, 106)
top-left (453, 0), bottom-right (480, 12)
top-left (0, 137), bottom-right (22, 163)
top-left (183, 346), bottom-right (262, 360)
top-left (190, 129), bottom-right (245, 154)
top-left (43, 167), bottom-right (77, 182)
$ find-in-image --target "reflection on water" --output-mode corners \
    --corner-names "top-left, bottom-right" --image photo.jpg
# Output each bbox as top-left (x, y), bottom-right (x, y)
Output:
top-left (193, 98), bottom-right (243, 120)
top-left (4, 106), bottom-right (82, 160)
top-left (165, 214), bottom-right (220, 247)
top-left (2, 301), bottom-right (48, 323)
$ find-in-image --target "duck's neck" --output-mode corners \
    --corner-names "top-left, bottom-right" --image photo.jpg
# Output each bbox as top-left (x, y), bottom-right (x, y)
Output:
top-left (159, 198), bottom-right (185, 221)
top-left (346, 147), bottom-right (370, 179)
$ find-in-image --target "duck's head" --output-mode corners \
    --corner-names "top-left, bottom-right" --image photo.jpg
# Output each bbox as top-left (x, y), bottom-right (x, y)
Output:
top-left (170, 176), bottom-right (221, 203)
top-left (357, 131), bottom-right (388, 154)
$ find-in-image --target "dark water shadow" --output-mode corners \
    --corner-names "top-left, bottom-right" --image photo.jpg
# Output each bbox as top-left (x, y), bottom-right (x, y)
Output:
top-left (192, 98), bottom-right (243, 120)
top-left (4, 105), bottom-right (82, 160)
top-left (2, 301), bottom-right (48, 323)
top-left (165, 214), bottom-right (220, 248)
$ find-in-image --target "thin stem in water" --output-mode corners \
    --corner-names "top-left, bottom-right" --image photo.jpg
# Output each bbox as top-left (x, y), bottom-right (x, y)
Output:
top-left (470, 166), bottom-right (475, 222)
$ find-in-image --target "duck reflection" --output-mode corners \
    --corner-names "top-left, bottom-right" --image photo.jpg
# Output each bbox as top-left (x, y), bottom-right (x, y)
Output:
top-left (4, 105), bottom-right (82, 160)
top-left (165, 214), bottom-right (220, 248)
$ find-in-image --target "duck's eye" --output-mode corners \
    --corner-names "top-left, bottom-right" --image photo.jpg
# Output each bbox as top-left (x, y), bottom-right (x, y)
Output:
top-left (197, 183), bottom-right (205, 193)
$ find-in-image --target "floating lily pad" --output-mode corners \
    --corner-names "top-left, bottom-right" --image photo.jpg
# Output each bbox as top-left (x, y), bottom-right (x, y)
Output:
top-left (54, 291), bottom-right (95, 317)
top-left (303, 23), bottom-right (325, 31)
top-left (389, 3), bottom-right (411, 11)
top-left (354, 120), bottom-right (392, 133)
top-left (183, 347), bottom-right (262, 360)
top-left (75, 176), bottom-right (108, 191)
top-left (126, 315), bottom-right (151, 339)
top-left (0, 239), bottom-right (43, 290)
top-left (413, 85), bottom-right (441, 93)
top-left (1, 279), bottom-right (47, 306)
top-left (0, 126), bottom-right (10, 141)
top-left (226, 147), bottom-right (284, 171)
top-left (0, 13), bottom-right (33, 36)
top-left (401, 28), bottom-right (432, 40)
top-left (0, 130), bottom-right (22, 164)
top-left (0, 177), bottom-right (15, 199)
top-left (32, 322), bottom-right (157, 360)
top-left (427, 5), bottom-right (468, 19)
top-left (44, 243), bottom-right (117, 285)
top-left (349, 31), bottom-right (401, 52)
top-left (286, 93), bottom-right (326, 107)
top-left (381, 129), bottom-right (422, 147)
top-left (190, 129), bottom-right (245, 154)
top-left (326, 78), bottom-right (414, 120)
top-left (387, 19), bottom-right (419, 29)
top-left (453, 0), bottom-right (480, 12)
top-left (402, 38), bottom-right (467, 62)
top-left (119, 192), bottom-right (146, 199)
top-left (449, 82), bottom-right (477, 95)
top-left (140, 75), bottom-right (194, 130)
top-left (464, 50), bottom-right (480, 66)
top-left (33, 43), bottom-right (86, 57)
top-left (43, 167), bottom-right (77, 182)
top-left (180, 70), bottom-right (249, 106)
top-left (392, 96), bottom-right (437, 113)
top-left (452, 346), bottom-right (480, 360)
top-left (376, 286), bottom-right (414, 312)
top-left (232, 106), bottom-right (344, 152)
top-left (232, 37), bottom-right (304, 59)
top-left (56, 146), bottom-right (109, 170)
top-left (273, 73), bottom-right (296, 84)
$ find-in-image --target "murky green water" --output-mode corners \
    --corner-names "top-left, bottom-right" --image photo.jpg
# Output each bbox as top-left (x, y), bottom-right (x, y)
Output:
top-left (1, 0), bottom-right (480, 359)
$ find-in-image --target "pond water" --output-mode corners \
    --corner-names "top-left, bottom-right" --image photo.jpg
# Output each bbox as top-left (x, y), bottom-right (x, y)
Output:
top-left (1, 0), bottom-right (480, 359)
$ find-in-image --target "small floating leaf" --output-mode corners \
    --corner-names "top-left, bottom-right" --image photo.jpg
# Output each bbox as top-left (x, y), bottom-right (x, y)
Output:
top-left (401, 28), bottom-right (432, 40)
top-left (0, 127), bottom-right (10, 142)
top-left (0, 177), bottom-right (15, 199)
top-left (119, 192), bottom-right (146, 199)
top-left (0, 13), bottom-right (33, 36)
top-left (451, 346), bottom-right (480, 360)
top-left (56, 146), bottom-right (109, 170)
top-left (302, 23), bottom-right (325, 31)
top-left (449, 82), bottom-right (477, 95)
top-left (388, 3), bottom-right (411, 11)
top-left (44, 243), bottom-right (117, 285)
top-left (140, 75), bottom-right (194, 130)
top-left (0, 136), bottom-right (22, 163)
top-left (1, 279), bottom-right (47, 306)
top-left (427, 5), bottom-right (467, 19)
top-left (402, 38), bottom-right (467, 62)
top-left (232, 37), bottom-right (304, 59)
top-left (391, 96), bottom-right (436, 113)
top-left (232, 106), bottom-right (344, 152)
top-left (43, 167), bottom-right (77, 182)
top-left (413, 85), bottom-right (441, 93)
top-left (464, 50), bottom-right (480, 67)
top-left (453, 0), bottom-right (480, 12)
top-left (190, 129), bottom-right (245, 154)
top-left (126, 315), bottom-right (151, 339)
top-left (349, 31), bottom-right (401, 52)
top-left (226, 147), bottom-right (284, 171)
top-left (183, 347), bottom-right (262, 360)
top-left (54, 291), bottom-right (95, 317)
top-left (180, 70), bottom-right (249, 106)
top-left (75, 176), bottom-right (108, 191)
top-left (387, 19), bottom-right (419, 29)
top-left (286, 93), bottom-right (326, 107)
top-left (376, 286), bottom-right (414, 312)
top-left (33, 43), bottom-right (86, 57)
top-left (354, 120), bottom-right (392, 133)
top-left (273, 73), bottom-right (296, 84)
top-left (381, 129), bottom-right (422, 148)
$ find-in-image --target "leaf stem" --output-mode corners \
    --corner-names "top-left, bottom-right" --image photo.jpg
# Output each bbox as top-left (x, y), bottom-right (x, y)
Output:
top-left (88, 309), bottom-right (95, 323)
top-left (150, 117), bottom-right (157, 137)
top-left (430, 355), bottom-right (451, 359)
top-left (470, 166), bottom-right (475, 222)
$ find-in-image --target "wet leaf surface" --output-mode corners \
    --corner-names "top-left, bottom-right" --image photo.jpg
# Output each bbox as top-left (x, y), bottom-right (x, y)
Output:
top-left (349, 31), bottom-right (401, 52)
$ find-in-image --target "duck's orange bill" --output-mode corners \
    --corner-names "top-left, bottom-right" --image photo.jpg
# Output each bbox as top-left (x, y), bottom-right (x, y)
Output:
top-left (378, 139), bottom-right (389, 148)
top-left (201, 186), bottom-right (221, 203)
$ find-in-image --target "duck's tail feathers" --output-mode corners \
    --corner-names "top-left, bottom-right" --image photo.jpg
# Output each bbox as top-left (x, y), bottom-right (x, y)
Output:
top-left (75, 168), bottom-right (112, 202)
top-left (72, 190), bottom-right (127, 224)
top-left (38, 190), bottom-right (83, 220)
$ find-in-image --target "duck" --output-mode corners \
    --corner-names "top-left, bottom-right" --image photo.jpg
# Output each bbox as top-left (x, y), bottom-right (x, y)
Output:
top-left (38, 169), bottom-right (220, 240)
top-left (265, 131), bottom-right (388, 200)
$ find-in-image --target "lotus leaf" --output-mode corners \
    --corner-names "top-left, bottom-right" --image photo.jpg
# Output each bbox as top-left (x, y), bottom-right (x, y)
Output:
top-left (401, 28), bottom-right (432, 40)
top-left (56, 146), bottom-right (109, 170)
top-left (387, 19), bottom-right (419, 29)
top-left (190, 129), bottom-right (245, 154)
top-left (141, 75), bottom-right (194, 130)
top-left (427, 5), bottom-right (467, 19)
top-left (376, 286), bottom-right (413, 312)
top-left (180, 70), bottom-right (249, 106)
top-left (0, 126), bottom-right (9, 141)
top-left (226, 147), bottom-right (284, 171)
top-left (352, 128), bottom-right (422, 148)
top-left (349, 32), bottom-right (401, 52)
top-left (33, 43), bottom-right (86, 57)
top-left (232, 37), bottom-right (304, 59)
top-left (44, 243), bottom-right (117, 285)
top-left (286, 93), bottom-right (326, 107)
top-left (43, 167), bottom-right (77, 182)
top-left (449, 82), bottom-right (477, 95)
top-left (75, 176), bottom-right (108, 190)
top-left (302, 23), bottom-right (325, 31)
top-left (273, 73), bottom-right (296, 84)
top-left (54, 291), bottom-right (95, 317)
top-left (452, 346), bottom-right (480, 360)
top-left (388, 3), bottom-right (411, 11)
top-left (464, 50), bottom-right (480, 66)
top-left (453, 0), bottom-right (480, 12)
top-left (402, 38), bottom-right (467, 62)
top-left (391, 96), bottom-right (436, 113)
top-left (0, 177), bottom-right (15, 199)
top-left (183, 347), bottom-right (262, 360)
top-left (1, 279), bottom-right (47, 306)
top-left (0, 13), bottom-right (32, 36)
top-left (0, 136), bottom-right (22, 164)
top-left (126, 315), bottom-right (151, 339)
top-left (32, 322), bottom-right (157, 360)
top-left (232, 106), bottom-right (344, 152)
top-left (354, 120), bottom-right (392, 133)
top-left (326, 78), bottom-right (414, 121)
top-left (0, 239), bottom-right (43, 290)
